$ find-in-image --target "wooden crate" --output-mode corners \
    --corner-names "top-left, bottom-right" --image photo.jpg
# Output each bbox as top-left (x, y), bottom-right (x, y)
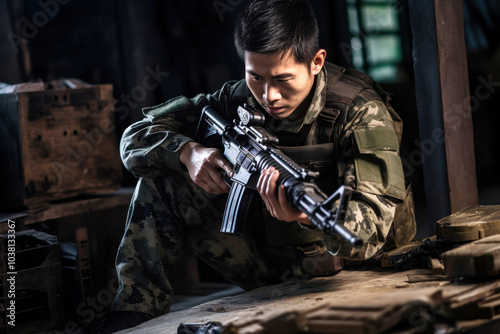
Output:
top-left (442, 234), bottom-right (500, 278)
top-left (0, 84), bottom-right (122, 209)
top-left (437, 205), bottom-right (500, 242)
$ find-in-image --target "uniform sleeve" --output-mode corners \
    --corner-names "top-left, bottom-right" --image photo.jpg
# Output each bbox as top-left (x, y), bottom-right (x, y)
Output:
top-left (321, 99), bottom-right (406, 260)
top-left (120, 81), bottom-right (243, 178)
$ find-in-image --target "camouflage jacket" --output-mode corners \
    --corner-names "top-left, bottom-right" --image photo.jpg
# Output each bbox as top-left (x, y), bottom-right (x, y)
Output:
top-left (120, 62), bottom-right (407, 260)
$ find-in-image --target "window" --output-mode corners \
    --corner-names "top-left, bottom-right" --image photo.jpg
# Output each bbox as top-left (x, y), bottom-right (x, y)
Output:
top-left (347, 0), bottom-right (403, 82)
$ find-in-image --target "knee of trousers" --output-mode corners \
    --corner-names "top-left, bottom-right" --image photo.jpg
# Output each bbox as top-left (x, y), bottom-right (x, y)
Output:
top-left (131, 170), bottom-right (227, 225)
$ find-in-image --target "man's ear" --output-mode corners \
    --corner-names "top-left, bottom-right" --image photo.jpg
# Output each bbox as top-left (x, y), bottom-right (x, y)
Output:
top-left (311, 49), bottom-right (327, 75)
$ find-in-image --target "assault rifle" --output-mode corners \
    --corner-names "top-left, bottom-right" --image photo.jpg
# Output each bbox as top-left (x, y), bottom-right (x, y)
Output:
top-left (195, 104), bottom-right (363, 248)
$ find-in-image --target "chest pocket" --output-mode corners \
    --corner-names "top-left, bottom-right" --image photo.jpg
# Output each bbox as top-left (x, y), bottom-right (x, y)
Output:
top-left (278, 141), bottom-right (338, 195)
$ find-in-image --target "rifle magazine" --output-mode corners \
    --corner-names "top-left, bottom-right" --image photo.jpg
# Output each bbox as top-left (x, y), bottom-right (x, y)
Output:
top-left (221, 181), bottom-right (255, 235)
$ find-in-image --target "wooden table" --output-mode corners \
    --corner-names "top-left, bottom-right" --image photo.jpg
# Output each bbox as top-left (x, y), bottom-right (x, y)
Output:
top-left (121, 266), bottom-right (500, 334)
top-left (0, 187), bottom-right (133, 231)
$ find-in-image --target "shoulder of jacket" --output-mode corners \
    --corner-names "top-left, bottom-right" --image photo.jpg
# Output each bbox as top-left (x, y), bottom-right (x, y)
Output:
top-left (324, 65), bottom-right (384, 124)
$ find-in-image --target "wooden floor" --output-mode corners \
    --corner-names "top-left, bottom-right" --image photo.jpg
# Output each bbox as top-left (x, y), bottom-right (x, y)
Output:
top-left (119, 266), bottom-right (500, 333)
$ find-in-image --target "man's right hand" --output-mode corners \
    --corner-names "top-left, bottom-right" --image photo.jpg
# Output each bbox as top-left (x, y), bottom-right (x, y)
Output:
top-left (179, 142), bottom-right (233, 194)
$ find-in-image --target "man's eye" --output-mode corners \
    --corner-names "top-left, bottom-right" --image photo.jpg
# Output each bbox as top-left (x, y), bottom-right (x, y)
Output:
top-left (252, 76), bottom-right (262, 81)
top-left (278, 79), bottom-right (291, 83)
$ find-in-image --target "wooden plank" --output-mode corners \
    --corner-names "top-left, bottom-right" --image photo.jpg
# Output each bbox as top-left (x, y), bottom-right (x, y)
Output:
top-left (0, 188), bottom-right (133, 232)
top-left (408, 0), bottom-right (479, 229)
top-left (436, 205), bottom-right (500, 241)
top-left (21, 191), bottom-right (133, 225)
top-left (434, 0), bottom-right (478, 213)
top-left (443, 234), bottom-right (500, 277)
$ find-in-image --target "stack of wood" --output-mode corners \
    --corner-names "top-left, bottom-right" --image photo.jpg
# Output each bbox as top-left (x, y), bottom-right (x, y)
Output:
top-left (381, 205), bottom-right (500, 274)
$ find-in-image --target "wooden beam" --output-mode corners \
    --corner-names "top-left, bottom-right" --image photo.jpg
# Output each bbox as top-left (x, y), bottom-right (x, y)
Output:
top-left (0, 188), bottom-right (133, 233)
top-left (434, 0), bottom-right (478, 212)
top-left (408, 0), bottom-right (478, 232)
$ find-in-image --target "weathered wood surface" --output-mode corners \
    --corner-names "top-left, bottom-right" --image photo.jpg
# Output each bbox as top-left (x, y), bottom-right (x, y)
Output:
top-left (434, 0), bottom-right (478, 214)
top-left (120, 267), bottom-right (499, 334)
top-left (443, 234), bottom-right (500, 278)
top-left (437, 205), bottom-right (500, 241)
top-left (0, 84), bottom-right (122, 209)
top-left (408, 0), bottom-right (479, 231)
top-left (0, 188), bottom-right (133, 234)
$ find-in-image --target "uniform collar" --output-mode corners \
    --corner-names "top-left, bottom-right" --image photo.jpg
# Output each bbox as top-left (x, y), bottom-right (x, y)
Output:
top-left (247, 65), bottom-right (328, 133)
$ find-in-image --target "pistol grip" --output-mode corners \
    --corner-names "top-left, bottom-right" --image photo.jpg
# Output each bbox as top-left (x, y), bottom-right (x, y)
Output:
top-left (220, 181), bottom-right (255, 235)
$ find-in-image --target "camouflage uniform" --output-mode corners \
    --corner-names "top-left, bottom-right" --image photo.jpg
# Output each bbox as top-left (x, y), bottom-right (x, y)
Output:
top-left (113, 62), bottom-right (409, 316)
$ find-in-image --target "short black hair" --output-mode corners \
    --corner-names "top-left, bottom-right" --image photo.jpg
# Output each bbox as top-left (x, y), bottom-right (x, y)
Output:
top-left (234, 0), bottom-right (319, 66)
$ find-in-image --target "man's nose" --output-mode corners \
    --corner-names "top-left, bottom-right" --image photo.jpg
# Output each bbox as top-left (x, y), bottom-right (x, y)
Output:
top-left (263, 83), bottom-right (281, 103)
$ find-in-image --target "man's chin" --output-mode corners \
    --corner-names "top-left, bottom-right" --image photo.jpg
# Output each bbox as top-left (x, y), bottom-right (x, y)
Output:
top-left (267, 108), bottom-right (295, 120)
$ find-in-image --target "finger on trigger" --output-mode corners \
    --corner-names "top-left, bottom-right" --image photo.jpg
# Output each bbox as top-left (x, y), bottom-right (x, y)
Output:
top-left (217, 158), bottom-right (234, 177)
top-left (208, 169), bottom-right (228, 193)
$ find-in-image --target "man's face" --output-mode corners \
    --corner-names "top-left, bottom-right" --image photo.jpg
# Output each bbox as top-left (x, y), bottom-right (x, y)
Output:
top-left (244, 50), bottom-right (318, 119)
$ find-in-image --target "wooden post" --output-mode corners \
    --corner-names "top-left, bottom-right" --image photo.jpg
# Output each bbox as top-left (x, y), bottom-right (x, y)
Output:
top-left (408, 0), bottom-right (478, 233)
top-left (434, 0), bottom-right (478, 213)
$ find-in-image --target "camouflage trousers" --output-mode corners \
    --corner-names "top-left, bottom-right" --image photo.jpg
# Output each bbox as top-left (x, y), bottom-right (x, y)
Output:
top-left (112, 169), bottom-right (342, 317)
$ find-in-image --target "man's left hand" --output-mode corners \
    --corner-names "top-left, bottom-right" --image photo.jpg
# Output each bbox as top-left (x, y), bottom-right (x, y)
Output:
top-left (256, 167), bottom-right (311, 225)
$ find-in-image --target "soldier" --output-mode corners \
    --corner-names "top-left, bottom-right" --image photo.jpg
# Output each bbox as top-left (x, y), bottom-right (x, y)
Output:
top-left (97, 0), bottom-right (415, 332)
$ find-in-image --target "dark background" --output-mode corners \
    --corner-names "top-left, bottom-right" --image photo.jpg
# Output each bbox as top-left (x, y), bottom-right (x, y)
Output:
top-left (1, 0), bottom-right (500, 236)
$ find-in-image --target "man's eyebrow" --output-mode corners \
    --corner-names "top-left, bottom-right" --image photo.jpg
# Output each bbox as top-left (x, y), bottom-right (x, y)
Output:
top-left (272, 73), bottom-right (294, 79)
top-left (246, 70), bottom-right (294, 79)
top-left (246, 70), bottom-right (261, 77)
